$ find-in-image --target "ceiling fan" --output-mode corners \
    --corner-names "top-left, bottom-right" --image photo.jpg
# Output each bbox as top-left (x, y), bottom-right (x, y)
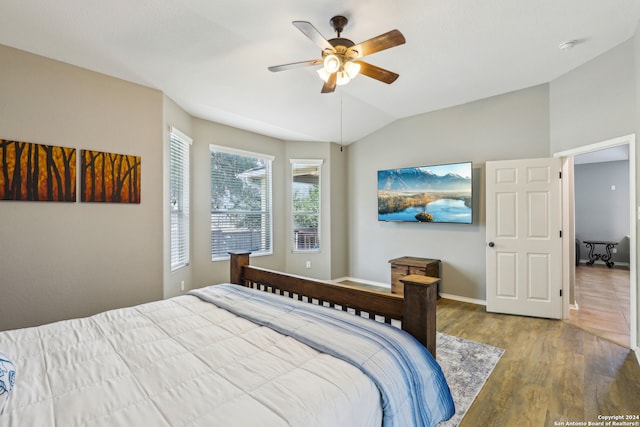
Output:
top-left (268, 15), bottom-right (406, 93)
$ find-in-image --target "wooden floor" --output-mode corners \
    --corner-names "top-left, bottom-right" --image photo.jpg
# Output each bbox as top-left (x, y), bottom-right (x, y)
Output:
top-left (437, 298), bottom-right (640, 427)
top-left (567, 264), bottom-right (631, 347)
top-left (340, 277), bottom-right (640, 425)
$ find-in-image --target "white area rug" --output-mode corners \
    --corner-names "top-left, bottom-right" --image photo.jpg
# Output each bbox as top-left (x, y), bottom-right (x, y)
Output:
top-left (436, 332), bottom-right (504, 427)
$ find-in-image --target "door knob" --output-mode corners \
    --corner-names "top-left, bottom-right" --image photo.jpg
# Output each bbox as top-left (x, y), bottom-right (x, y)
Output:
top-left (488, 242), bottom-right (495, 247)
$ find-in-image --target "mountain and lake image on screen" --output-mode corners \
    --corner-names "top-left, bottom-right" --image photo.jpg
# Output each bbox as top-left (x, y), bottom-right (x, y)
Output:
top-left (377, 162), bottom-right (472, 224)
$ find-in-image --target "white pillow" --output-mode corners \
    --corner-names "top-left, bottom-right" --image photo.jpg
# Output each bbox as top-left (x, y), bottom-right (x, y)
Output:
top-left (0, 352), bottom-right (16, 414)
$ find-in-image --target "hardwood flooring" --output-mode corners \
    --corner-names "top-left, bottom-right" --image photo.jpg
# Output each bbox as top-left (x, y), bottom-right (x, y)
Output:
top-left (339, 278), bottom-right (639, 426)
top-left (437, 298), bottom-right (640, 427)
top-left (567, 264), bottom-right (631, 347)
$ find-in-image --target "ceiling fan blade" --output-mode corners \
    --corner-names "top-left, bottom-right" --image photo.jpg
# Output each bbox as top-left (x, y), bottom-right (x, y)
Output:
top-left (353, 61), bottom-right (399, 84)
top-left (268, 59), bottom-right (323, 72)
top-left (321, 72), bottom-right (337, 93)
top-left (348, 30), bottom-right (406, 58)
top-left (293, 21), bottom-right (335, 53)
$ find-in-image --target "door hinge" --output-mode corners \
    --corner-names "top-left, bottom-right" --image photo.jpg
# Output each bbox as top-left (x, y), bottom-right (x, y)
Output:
top-left (559, 230), bottom-right (562, 238)
top-left (560, 289), bottom-right (563, 297)
top-left (559, 171), bottom-right (562, 179)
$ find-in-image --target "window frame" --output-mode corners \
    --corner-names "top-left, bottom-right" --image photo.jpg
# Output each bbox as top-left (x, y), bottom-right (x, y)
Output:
top-left (290, 159), bottom-right (323, 253)
top-left (210, 144), bottom-right (274, 261)
top-left (169, 126), bottom-right (192, 272)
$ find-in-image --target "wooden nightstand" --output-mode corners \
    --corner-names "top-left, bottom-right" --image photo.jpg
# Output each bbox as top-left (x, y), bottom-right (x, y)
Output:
top-left (389, 256), bottom-right (441, 296)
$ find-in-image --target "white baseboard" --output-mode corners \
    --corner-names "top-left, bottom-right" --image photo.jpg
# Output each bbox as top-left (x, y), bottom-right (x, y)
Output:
top-left (578, 258), bottom-right (630, 267)
top-left (439, 293), bottom-right (486, 306)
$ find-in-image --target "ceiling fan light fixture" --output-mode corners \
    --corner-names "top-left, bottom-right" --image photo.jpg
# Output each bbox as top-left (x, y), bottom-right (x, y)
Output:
top-left (317, 67), bottom-right (331, 82)
top-left (343, 61), bottom-right (360, 79)
top-left (323, 54), bottom-right (341, 73)
top-left (336, 70), bottom-right (351, 86)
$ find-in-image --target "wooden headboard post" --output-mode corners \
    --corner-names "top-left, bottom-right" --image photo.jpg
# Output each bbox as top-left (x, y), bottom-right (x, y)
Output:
top-left (229, 251), bottom-right (250, 285)
top-left (400, 274), bottom-right (440, 358)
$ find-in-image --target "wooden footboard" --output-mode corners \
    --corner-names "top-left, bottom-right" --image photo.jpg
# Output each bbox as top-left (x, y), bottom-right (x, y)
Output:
top-left (229, 252), bottom-right (439, 358)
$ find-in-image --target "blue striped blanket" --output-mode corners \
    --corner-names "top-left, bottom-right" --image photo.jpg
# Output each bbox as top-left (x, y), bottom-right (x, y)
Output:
top-left (189, 284), bottom-right (454, 427)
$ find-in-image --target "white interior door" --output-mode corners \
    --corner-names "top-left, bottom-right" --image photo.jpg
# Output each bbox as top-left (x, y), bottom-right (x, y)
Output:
top-left (486, 158), bottom-right (563, 319)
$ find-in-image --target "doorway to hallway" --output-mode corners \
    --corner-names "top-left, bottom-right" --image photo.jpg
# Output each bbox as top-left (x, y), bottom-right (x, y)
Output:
top-left (567, 264), bottom-right (630, 347)
top-left (555, 134), bottom-right (636, 351)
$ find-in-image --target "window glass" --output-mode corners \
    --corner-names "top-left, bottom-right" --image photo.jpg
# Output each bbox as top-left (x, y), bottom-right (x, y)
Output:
top-left (291, 160), bottom-right (322, 252)
top-left (210, 145), bottom-right (273, 260)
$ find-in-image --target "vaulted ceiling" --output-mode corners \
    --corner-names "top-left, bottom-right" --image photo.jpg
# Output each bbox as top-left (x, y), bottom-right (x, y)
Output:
top-left (1, 0), bottom-right (639, 143)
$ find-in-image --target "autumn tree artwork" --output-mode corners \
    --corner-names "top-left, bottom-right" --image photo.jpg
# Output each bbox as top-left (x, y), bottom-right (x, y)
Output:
top-left (0, 139), bottom-right (76, 202)
top-left (81, 150), bottom-right (141, 203)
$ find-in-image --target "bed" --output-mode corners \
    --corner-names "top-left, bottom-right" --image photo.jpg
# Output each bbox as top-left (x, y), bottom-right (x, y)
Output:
top-left (0, 252), bottom-right (454, 427)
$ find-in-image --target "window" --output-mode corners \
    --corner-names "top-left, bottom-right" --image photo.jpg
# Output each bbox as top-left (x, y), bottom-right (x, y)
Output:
top-left (169, 127), bottom-right (192, 271)
top-left (210, 145), bottom-right (273, 260)
top-left (291, 159), bottom-right (322, 252)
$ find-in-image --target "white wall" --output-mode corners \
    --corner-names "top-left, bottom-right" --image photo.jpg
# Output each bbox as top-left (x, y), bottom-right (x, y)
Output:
top-left (0, 44), bottom-right (164, 330)
top-left (348, 85), bottom-right (550, 300)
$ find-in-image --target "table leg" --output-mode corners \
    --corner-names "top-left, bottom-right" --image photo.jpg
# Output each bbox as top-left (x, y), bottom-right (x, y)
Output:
top-left (603, 244), bottom-right (615, 268)
top-left (585, 242), bottom-right (596, 266)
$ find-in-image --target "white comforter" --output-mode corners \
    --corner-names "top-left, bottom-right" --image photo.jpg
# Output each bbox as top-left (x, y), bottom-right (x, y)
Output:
top-left (0, 294), bottom-right (382, 427)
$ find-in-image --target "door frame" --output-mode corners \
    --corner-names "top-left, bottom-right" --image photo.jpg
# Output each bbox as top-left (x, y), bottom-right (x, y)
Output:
top-left (554, 133), bottom-right (637, 351)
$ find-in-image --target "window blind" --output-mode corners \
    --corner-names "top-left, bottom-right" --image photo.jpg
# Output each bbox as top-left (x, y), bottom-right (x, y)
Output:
top-left (169, 127), bottom-right (192, 271)
top-left (210, 145), bottom-right (274, 260)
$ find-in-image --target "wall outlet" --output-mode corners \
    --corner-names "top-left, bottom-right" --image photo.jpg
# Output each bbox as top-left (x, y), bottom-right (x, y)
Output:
top-left (612, 248), bottom-right (617, 254)
top-left (180, 280), bottom-right (185, 291)
top-left (305, 261), bottom-right (311, 269)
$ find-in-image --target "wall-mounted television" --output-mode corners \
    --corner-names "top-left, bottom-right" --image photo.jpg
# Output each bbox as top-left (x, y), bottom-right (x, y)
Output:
top-left (377, 161), bottom-right (473, 223)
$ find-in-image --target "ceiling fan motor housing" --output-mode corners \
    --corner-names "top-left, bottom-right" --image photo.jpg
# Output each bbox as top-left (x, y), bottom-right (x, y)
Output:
top-left (325, 15), bottom-right (356, 58)
top-left (330, 15), bottom-right (348, 36)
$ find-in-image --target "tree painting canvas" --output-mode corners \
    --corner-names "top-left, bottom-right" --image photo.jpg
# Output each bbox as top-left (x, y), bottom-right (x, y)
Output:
top-left (0, 139), bottom-right (76, 202)
top-left (81, 150), bottom-right (141, 203)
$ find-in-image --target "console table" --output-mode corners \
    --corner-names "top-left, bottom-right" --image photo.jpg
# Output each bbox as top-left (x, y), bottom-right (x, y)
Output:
top-left (583, 240), bottom-right (618, 268)
top-left (389, 256), bottom-right (441, 296)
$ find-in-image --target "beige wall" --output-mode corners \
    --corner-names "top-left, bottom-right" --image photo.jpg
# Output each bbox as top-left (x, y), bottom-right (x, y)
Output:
top-left (347, 85), bottom-right (551, 300)
top-left (189, 117), bottom-right (287, 289)
top-left (284, 141), bottom-right (331, 278)
top-left (550, 39), bottom-right (636, 152)
top-left (281, 140), bottom-right (349, 280)
top-left (330, 142), bottom-right (349, 279)
top-left (0, 45), bottom-right (164, 330)
top-left (0, 44), bottom-right (347, 330)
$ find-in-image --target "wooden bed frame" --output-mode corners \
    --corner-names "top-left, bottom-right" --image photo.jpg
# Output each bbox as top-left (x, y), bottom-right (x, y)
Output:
top-left (229, 252), bottom-right (440, 357)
